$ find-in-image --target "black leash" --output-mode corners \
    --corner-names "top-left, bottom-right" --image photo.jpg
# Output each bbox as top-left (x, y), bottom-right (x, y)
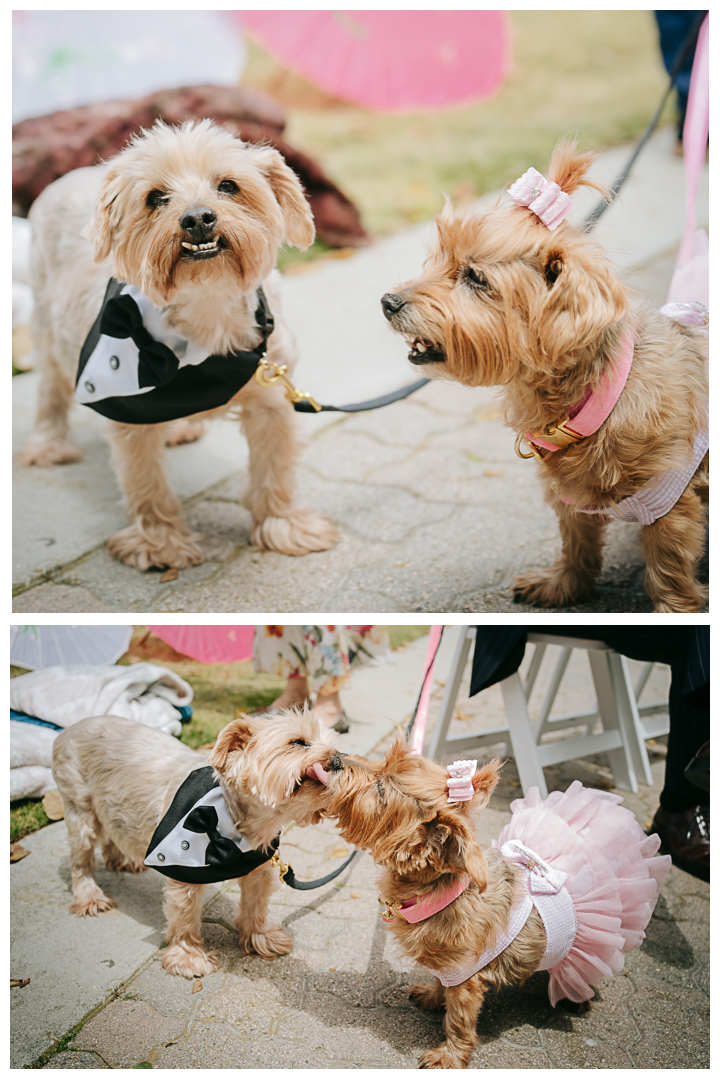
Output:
top-left (584, 10), bottom-right (707, 230)
top-left (292, 375), bottom-right (430, 413)
top-left (405, 627), bottom-right (444, 745)
top-left (271, 846), bottom-right (358, 890)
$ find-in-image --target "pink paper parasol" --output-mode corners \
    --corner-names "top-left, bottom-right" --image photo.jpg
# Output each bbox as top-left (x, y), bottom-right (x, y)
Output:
top-left (238, 11), bottom-right (509, 112)
top-left (148, 626), bottom-right (255, 665)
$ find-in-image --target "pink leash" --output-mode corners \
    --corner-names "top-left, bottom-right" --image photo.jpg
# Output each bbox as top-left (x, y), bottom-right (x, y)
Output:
top-left (408, 625), bottom-right (443, 755)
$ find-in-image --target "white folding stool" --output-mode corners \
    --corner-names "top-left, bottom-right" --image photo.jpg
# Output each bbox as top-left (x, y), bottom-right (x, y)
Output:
top-left (426, 627), bottom-right (669, 799)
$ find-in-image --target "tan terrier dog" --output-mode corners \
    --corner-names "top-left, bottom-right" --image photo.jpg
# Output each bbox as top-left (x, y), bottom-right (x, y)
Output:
top-left (381, 139), bottom-right (708, 613)
top-left (52, 709), bottom-right (340, 979)
top-left (314, 742), bottom-right (669, 1069)
top-left (22, 119), bottom-right (338, 570)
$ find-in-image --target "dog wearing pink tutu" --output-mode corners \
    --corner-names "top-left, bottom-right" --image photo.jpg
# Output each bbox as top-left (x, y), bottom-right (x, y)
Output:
top-left (314, 742), bottom-right (671, 1069)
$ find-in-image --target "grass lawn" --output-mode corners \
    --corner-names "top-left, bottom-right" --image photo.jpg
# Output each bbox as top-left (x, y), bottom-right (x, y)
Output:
top-left (244, 9), bottom-right (673, 250)
top-left (10, 626), bottom-right (429, 841)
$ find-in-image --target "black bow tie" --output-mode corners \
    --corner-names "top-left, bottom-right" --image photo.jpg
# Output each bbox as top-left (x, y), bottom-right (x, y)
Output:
top-left (100, 293), bottom-right (180, 388)
top-left (183, 803), bottom-right (241, 867)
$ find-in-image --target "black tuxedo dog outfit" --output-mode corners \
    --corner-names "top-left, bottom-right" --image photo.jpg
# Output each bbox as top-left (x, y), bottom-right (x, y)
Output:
top-left (75, 279), bottom-right (274, 425)
top-left (145, 766), bottom-right (278, 885)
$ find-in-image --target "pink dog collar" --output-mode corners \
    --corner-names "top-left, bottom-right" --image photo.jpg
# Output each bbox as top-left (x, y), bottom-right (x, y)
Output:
top-left (519, 333), bottom-right (634, 458)
top-left (379, 875), bottom-right (471, 924)
top-left (509, 167), bottom-right (573, 231)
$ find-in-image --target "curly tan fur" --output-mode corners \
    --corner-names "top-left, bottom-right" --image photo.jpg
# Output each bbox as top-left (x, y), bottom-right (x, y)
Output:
top-left (322, 743), bottom-right (576, 1069)
top-left (382, 139), bottom-right (708, 612)
top-left (52, 708), bottom-right (337, 979)
top-left (22, 120), bottom-right (337, 569)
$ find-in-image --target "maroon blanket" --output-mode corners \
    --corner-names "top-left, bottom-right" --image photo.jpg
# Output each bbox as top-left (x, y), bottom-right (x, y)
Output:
top-left (12, 84), bottom-right (369, 249)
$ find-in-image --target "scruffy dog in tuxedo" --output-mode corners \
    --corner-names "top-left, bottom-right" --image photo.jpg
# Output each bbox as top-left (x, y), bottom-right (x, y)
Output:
top-left (380, 139), bottom-right (708, 612)
top-left (52, 709), bottom-right (339, 978)
top-left (22, 119), bottom-right (338, 569)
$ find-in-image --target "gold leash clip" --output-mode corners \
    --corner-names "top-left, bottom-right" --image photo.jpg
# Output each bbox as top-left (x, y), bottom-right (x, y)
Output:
top-left (255, 359), bottom-right (322, 412)
top-left (270, 851), bottom-right (292, 883)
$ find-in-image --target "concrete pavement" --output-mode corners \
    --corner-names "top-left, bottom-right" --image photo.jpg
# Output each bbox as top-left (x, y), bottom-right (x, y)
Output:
top-left (11, 632), bottom-right (709, 1068)
top-left (12, 127), bottom-right (708, 612)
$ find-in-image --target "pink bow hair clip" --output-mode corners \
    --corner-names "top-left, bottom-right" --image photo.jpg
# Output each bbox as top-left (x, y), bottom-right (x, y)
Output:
top-left (509, 167), bottom-right (573, 231)
top-left (446, 759), bottom-right (477, 802)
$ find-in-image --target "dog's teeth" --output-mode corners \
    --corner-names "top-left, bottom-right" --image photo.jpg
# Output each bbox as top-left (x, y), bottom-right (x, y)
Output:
top-left (415, 342), bottom-right (427, 353)
top-left (181, 242), bottom-right (193, 250)
top-left (192, 244), bottom-right (199, 252)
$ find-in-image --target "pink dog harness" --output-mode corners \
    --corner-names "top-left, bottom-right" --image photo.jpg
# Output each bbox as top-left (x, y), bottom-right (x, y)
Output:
top-left (425, 840), bottom-right (577, 987)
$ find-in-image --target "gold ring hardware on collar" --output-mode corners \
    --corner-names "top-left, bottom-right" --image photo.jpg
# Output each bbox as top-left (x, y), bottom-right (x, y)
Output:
top-left (378, 895), bottom-right (408, 921)
top-left (270, 850), bottom-right (292, 882)
top-left (255, 358), bottom-right (321, 411)
top-left (515, 418), bottom-right (586, 462)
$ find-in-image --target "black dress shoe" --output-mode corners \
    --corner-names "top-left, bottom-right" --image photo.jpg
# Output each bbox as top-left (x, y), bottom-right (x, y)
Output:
top-left (651, 805), bottom-right (710, 882)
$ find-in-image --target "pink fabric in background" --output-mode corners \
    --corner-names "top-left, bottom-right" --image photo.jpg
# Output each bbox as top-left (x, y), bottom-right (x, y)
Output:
top-left (237, 11), bottom-right (509, 112)
top-left (148, 626), bottom-right (255, 664)
top-left (667, 14), bottom-right (708, 307)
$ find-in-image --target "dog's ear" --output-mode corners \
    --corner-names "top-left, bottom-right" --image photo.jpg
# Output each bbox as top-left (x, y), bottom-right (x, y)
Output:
top-left (88, 166), bottom-right (124, 263)
top-left (418, 810), bottom-right (490, 891)
top-left (207, 717), bottom-right (255, 774)
top-left (532, 241), bottom-right (628, 365)
top-left (253, 147), bottom-right (315, 250)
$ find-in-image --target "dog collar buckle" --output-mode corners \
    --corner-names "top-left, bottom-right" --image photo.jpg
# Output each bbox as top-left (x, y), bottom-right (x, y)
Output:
top-left (378, 895), bottom-right (408, 922)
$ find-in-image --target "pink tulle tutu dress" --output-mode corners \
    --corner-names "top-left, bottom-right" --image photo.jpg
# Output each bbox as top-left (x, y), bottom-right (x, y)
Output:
top-left (494, 780), bottom-right (671, 1005)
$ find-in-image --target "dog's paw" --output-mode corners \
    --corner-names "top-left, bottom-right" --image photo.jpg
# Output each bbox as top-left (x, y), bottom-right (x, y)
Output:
top-left (108, 521), bottom-right (204, 571)
top-left (160, 943), bottom-right (219, 979)
top-left (512, 569), bottom-right (590, 608)
top-left (105, 855), bottom-right (146, 874)
top-left (18, 435), bottom-right (84, 467)
top-left (69, 894), bottom-right (117, 917)
top-left (418, 1043), bottom-right (466, 1070)
top-left (238, 925), bottom-right (293, 959)
top-left (165, 418), bottom-right (206, 447)
top-left (251, 508), bottom-right (339, 556)
top-left (409, 983), bottom-right (446, 1013)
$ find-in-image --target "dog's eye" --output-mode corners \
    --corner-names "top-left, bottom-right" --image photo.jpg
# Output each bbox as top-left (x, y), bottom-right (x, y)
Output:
top-left (465, 265), bottom-right (491, 291)
top-left (291, 739), bottom-right (310, 748)
top-left (146, 190), bottom-right (169, 209)
top-left (218, 180), bottom-right (239, 195)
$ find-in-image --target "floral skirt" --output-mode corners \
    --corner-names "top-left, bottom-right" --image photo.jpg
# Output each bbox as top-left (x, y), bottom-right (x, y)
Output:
top-left (253, 626), bottom-right (389, 696)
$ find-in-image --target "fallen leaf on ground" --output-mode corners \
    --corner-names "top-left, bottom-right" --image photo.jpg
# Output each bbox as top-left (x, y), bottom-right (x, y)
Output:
top-left (192, 980), bottom-right (203, 993)
top-left (328, 846), bottom-right (349, 859)
top-left (11, 978), bottom-right (30, 987)
top-left (644, 821), bottom-right (653, 830)
top-left (160, 568), bottom-right (179, 582)
top-left (483, 467), bottom-right (505, 477)
top-left (351, 892), bottom-right (362, 899)
top-left (43, 790), bottom-right (65, 820)
top-left (10, 844), bottom-right (30, 863)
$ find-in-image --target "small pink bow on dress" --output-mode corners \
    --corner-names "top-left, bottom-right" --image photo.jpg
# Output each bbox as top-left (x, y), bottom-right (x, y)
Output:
top-left (509, 167), bottom-right (573, 231)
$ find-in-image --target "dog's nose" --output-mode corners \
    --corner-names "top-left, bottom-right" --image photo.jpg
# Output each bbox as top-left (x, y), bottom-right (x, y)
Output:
top-left (330, 754), bottom-right (345, 772)
top-left (381, 292), bottom-right (407, 319)
top-left (180, 207), bottom-right (217, 240)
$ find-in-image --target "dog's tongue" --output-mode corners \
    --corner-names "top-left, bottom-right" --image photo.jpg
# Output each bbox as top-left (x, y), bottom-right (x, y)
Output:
top-left (307, 762), bottom-right (331, 785)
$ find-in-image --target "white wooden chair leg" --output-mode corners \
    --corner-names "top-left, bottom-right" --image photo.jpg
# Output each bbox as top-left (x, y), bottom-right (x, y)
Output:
top-left (587, 651), bottom-right (638, 793)
top-left (608, 653), bottom-right (654, 786)
top-left (500, 673), bottom-right (548, 799)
